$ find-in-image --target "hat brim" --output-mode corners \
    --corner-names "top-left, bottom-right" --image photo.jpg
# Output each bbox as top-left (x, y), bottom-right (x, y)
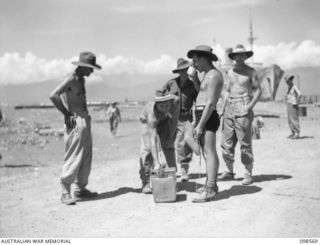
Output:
top-left (228, 51), bottom-right (253, 60)
top-left (154, 94), bottom-right (174, 103)
top-left (72, 61), bottom-right (101, 70)
top-left (187, 50), bottom-right (218, 62)
top-left (172, 62), bottom-right (191, 73)
top-left (285, 75), bottom-right (295, 81)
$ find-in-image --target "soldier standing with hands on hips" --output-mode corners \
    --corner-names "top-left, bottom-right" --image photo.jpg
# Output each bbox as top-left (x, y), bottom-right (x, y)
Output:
top-left (50, 52), bottom-right (101, 205)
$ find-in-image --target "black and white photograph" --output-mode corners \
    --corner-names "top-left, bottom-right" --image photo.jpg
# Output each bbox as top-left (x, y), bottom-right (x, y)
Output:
top-left (0, 0), bottom-right (319, 243)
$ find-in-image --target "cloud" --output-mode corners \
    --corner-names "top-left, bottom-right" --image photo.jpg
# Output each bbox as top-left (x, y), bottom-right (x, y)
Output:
top-left (97, 54), bottom-right (175, 75)
top-left (0, 53), bottom-right (175, 85)
top-left (0, 52), bottom-right (74, 85)
top-left (214, 40), bottom-right (320, 69)
top-left (253, 40), bottom-right (320, 69)
top-left (1, 40), bottom-right (320, 85)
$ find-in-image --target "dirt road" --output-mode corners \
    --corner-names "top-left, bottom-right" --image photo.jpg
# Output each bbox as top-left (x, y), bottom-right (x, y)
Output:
top-left (0, 103), bottom-right (319, 237)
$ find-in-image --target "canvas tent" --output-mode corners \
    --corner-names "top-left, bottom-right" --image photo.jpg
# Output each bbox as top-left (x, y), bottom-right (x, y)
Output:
top-left (256, 64), bottom-right (284, 101)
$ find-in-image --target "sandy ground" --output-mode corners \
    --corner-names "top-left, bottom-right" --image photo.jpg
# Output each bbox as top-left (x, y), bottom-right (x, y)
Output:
top-left (0, 102), bottom-right (319, 238)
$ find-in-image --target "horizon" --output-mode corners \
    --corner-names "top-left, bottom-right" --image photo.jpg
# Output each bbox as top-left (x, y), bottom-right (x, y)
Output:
top-left (1, 66), bottom-right (319, 105)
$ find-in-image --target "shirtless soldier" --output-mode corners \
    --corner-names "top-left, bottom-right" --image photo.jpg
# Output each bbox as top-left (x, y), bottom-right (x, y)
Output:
top-left (187, 45), bottom-right (224, 202)
top-left (219, 44), bottom-right (262, 185)
top-left (50, 52), bottom-right (101, 205)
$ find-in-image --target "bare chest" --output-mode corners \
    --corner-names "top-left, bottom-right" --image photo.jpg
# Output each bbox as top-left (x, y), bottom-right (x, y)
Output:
top-left (229, 71), bottom-right (251, 87)
top-left (67, 80), bottom-right (86, 98)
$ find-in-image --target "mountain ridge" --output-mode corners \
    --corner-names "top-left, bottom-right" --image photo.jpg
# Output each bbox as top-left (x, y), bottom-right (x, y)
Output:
top-left (0, 66), bottom-right (319, 105)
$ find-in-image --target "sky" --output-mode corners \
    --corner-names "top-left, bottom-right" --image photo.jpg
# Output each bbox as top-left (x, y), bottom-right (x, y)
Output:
top-left (0, 0), bottom-right (320, 85)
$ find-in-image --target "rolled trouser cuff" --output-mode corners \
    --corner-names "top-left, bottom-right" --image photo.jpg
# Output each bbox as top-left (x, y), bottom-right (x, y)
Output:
top-left (180, 163), bottom-right (189, 173)
top-left (60, 179), bottom-right (71, 194)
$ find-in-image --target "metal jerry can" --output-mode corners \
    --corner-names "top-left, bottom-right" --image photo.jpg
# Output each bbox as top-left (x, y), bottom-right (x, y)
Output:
top-left (151, 167), bottom-right (177, 203)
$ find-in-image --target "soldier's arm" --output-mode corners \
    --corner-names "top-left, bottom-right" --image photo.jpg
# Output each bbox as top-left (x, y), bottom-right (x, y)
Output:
top-left (49, 75), bottom-right (74, 129)
top-left (248, 70), bottom-right (262, 110)
top-left (49, 75), bottom-right (73, 118)
top-left (220, 74), bottom-right (231, 117)
top-left (189, 68), bottom-right (201, 92)
top-left (164, 80), bottom-right (180, 104)
top-left (147, 120), bottom-right (162, 169)
top-left (294, 86), bottom-right (302, 104)
top-left (117, 108), bottom-right (121, 122)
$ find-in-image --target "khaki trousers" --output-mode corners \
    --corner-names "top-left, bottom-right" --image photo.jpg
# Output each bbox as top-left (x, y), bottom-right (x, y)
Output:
top-left (61, 115), bottom-right (92, 194)
top-left (287, 103), bottom-right (300, 134)
top-left (221, 98), bottom-right (254, 174)
top-left (175, 118), bottom-right (193, 172)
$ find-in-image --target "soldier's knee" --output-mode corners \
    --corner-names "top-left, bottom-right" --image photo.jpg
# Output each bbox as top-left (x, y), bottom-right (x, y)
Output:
top-left (221, 144), bottom-right (234, 158)
top-left (222, 152), bottom-right (234, 164)
top-left (241, 150), bottom-right (253, 165)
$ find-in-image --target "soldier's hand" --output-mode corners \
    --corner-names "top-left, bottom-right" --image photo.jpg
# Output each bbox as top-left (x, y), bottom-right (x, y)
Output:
top-left (246, 104), bottom-right (253, 112)
top-left (65, 115), bottom-right (76, 130)
top-left (188, 66), bottom-right (197, 80)
top-left (64, 115), bottom-right (71, 130)
top-left (193, 125), bottom-right (203, 140)
top-left (154, 164), bottom-right (161, 171)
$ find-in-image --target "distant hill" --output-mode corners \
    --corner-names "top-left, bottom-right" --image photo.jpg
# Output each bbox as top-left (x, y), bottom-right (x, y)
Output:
top-left (0, 66), bottom-right (319, 105)
top-left (89, 74), bottom-right (172, 102)
top-left (0, 74), bottom-right (173, 105)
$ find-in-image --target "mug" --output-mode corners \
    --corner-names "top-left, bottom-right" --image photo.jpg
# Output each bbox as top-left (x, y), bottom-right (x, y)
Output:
top-left (187, 66), bottom-right (197, 77)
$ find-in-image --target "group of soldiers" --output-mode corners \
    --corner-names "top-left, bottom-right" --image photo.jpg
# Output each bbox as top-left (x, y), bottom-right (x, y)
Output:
top-left (138, 44), bottom-right (262, 203)
top-left (50, 43), bottom-right (263, 205)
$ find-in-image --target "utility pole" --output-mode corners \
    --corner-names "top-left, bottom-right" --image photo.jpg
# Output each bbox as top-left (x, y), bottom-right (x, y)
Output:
top-left (212, 38), bottom-right (220, 64)
top-left (248, 10), bottom-right (258, 65)
top-left (212, 38), bottom-right (216, 51)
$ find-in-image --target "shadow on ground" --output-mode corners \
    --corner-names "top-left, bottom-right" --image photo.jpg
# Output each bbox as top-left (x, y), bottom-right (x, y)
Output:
top-left (0, 164), bottom-right (36, 168)
top-left (214, 185), bottom-right (262, 201)
top-left (78, 186), bottom-right (188, 203)
top-left (189, 173), bottom-right (291, 183)
top-left (177, 181), bottom-right (204, 193)
top-left (176, 194), bottom-right (187, 202)
top-left (177, 183), bottom-right (262, 201)
top-left (189, 172), bottom-right (232, 180)
top-left (188, 173), bottom-right (207, 180)
top-left (251, 174), bottom-right (292, 183)
top-left (77, 187), bottom-right (141, 202)
top-left (295, 136), bottom-right (314, 139)
top-left (77, 175), bottom-right (291, 202)
top-left (231, 174), bottom-right (292, 182)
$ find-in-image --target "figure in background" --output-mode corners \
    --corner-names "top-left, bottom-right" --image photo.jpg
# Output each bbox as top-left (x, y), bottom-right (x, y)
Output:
top-left (107, 102), bottom-right (121, 136)
top-left (285, 75), bottom-right (301, 139)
